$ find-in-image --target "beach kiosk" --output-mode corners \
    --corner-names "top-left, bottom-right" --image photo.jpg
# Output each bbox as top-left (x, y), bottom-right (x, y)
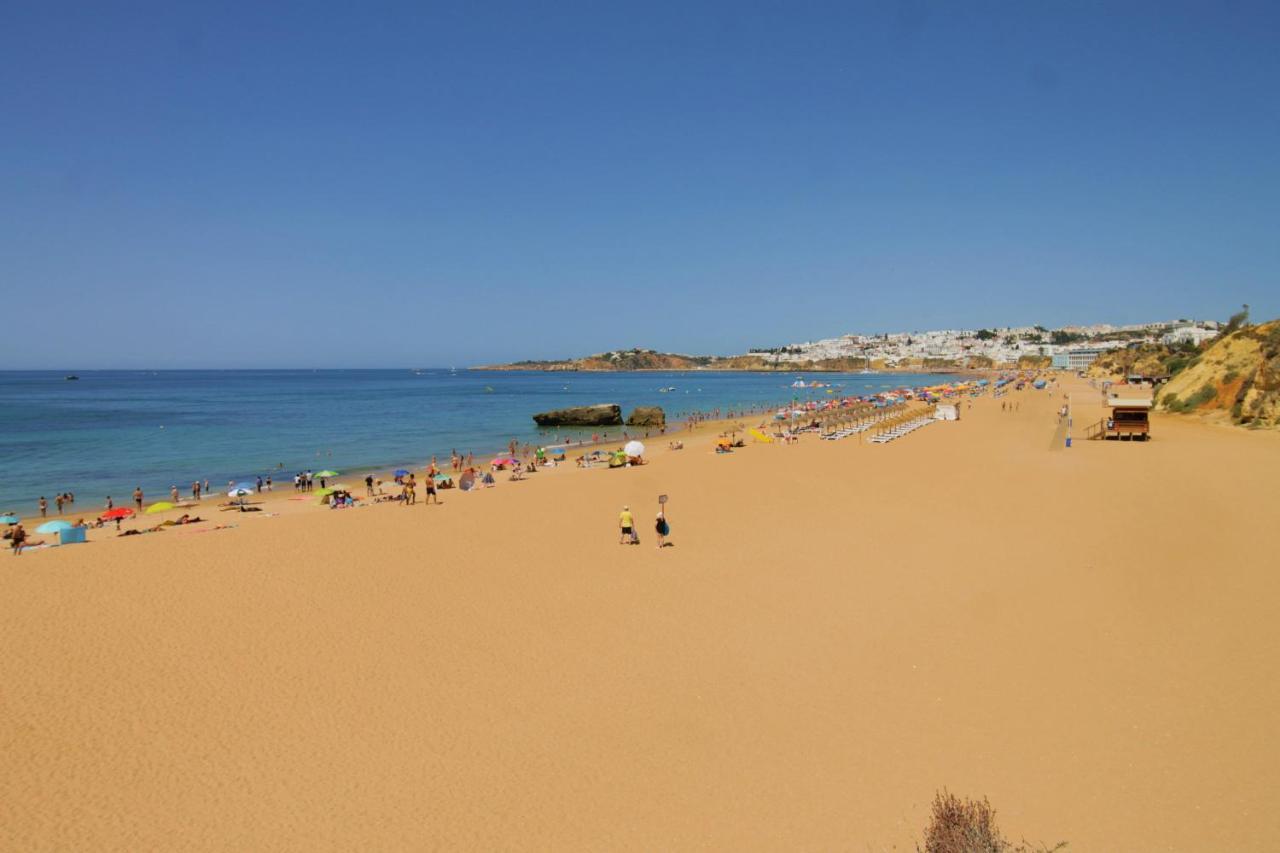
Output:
top-left (1093, 385), bottom-right (1152, 441)
top-left (934, 402), bottom-right (959, 421)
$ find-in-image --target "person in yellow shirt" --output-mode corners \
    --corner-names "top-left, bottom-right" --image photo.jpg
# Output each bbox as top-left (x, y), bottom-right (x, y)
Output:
top-left (619, 506), bottom-right (635, 545)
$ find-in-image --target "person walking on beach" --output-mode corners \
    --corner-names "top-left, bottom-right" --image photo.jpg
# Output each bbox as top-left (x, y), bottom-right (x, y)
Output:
top-left (193, 481), bottom-right (201, 501)
top-left (256, 476), bottom-right (263, 493)
top-left (38, 496), bottom-right (47, 518)
top-left (655, 509), bottom-right (670, 549)
top-left (10, 523), bottom-right (28, 555)
top-left (55, 494), bottom-right (64, 515)
top-left (365, 474), bottom-right (374, 497)
top-left (105, 495), bottom-right (113, 511)
top-left (424, 475), bottom-right (439, 505)
top-left (170, 485), bottom-right (180, 504)
top-left (619, 506), bottom-right (636, 545)
top-left (203, 479), bottom-right (209, 496)
top-left (265, 475), bottom-right (272, 491)
top-left (133, 487), bottom-right (143, 514)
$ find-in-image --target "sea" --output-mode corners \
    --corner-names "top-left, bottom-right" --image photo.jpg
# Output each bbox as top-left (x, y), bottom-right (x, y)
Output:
top-left (0, 369), bottom-right (958, 509)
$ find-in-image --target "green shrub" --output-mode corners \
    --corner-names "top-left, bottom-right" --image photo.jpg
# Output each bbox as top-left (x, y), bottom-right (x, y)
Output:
top-left (1184, 383), bottom-right (1217, 409)
top-left (1223, 369), bottom-right (1239, 383)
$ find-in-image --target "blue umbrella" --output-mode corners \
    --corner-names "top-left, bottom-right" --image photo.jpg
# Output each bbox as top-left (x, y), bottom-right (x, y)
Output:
top-left (393, 469), bottom-right (410, 477)
top-left (0, 515), bottom-right (19, 524)
top-left (38, 520), bottom-right (73, 534)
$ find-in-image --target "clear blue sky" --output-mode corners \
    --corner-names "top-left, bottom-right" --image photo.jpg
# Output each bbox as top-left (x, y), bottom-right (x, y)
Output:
top-left (2, 1), bottom-right (1277, 367)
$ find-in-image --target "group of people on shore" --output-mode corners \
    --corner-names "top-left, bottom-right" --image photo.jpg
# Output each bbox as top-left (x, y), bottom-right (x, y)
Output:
top-left (618, 505), bottom-right (671, 550)
top-left (33, 492), bottom-right (76, 517)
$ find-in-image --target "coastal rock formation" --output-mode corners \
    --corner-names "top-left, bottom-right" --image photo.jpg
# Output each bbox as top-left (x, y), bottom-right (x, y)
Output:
top-left (532, 404), bottom-right (623, 427)
top-left (1155, 319), bottom-right (1280, 428)
top-left (626, 406), bottom-right (666, 427)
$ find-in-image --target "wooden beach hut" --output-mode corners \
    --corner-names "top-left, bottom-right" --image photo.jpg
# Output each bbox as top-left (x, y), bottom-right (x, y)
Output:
top-left (1088, 385), bottom-right (1152, 441)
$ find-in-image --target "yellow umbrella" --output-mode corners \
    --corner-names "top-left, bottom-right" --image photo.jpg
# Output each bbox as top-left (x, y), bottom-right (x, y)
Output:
top-left (145, 501), bottom-right (175, 514)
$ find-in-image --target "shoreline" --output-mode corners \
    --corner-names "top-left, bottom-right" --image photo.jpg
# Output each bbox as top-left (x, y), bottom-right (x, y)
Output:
top-left (1, 372), bottom-right (978, 527)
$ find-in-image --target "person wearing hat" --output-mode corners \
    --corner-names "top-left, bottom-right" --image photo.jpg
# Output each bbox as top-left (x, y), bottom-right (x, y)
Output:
top-left (619, 506), bottom-right (635, 545)
top-left (655, 509), bottom-right (670, 549)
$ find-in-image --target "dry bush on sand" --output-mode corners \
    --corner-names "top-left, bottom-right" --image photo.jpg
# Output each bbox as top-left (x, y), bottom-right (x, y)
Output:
top-left (919, 791), bottom-right (1066, 853)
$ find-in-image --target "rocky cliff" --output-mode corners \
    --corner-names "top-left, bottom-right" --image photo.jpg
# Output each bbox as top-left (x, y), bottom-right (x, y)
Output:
top-left (1155, 320), bottom-right (1280, 428)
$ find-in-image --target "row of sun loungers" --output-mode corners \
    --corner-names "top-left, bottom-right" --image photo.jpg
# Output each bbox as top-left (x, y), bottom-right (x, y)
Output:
top-left (867, 415), bottom-right (935, 444)
top-left (821, 414), bottom-right (896, 441)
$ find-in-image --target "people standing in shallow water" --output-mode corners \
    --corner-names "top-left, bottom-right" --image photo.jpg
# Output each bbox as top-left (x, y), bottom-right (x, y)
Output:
top-left (38, 497), bottom-right (47, 517)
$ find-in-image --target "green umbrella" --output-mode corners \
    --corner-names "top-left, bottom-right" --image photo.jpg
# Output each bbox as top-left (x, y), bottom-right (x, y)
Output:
top-left (315, 487), bottom-right (335, 497)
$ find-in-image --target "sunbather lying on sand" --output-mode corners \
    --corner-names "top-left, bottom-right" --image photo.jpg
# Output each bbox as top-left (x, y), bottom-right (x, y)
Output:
top-left (159, 515), bottom-right (204, 526)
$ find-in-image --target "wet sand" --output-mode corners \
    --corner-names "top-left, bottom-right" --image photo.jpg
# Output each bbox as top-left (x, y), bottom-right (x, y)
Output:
top-left (3, 375), bottom-right (1278, 850)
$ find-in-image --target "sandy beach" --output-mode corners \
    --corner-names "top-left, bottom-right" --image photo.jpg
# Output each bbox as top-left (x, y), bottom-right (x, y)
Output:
top-left (3, 373), bottom-right (1278, 850)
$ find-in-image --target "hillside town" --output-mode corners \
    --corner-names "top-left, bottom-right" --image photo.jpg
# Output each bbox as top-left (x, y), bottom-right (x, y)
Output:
top-left (747, 319), bottom-right (1222, 370)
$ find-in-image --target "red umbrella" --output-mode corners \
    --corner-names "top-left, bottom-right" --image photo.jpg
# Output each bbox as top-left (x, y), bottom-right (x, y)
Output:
top-left (101, 507), bottom-right (134, 520)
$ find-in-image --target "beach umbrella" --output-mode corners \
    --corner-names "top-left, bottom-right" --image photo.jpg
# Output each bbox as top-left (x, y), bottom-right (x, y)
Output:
top-left (145, 501), bottom-right (175, 514)
top-left (624, 440), bottom-right (645, 457)
top-left (228, 486), bottom-right (253, 498)
top-left (316, 470), bottom-right (340, 477)
top-left (101, 507), bottom-right (134, 520)
top-left (433, 473), bottom-right (451, 482)
top-left (393, 468), bottom-right (410, 478)
top-left (491, 457), bottom-right (517, 467)
top-left (37, 520), bottom-right (73, 534)
top-left (316, 487), bottom-right (335, 497)
top-left (0, 515), bottom-right (18, 525)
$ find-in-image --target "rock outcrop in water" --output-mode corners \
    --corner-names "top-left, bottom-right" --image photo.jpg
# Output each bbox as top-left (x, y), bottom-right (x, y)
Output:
top-left (626, 406), bottom-right (666, 427)
top-left (532, 404), bottom-right (623, 427)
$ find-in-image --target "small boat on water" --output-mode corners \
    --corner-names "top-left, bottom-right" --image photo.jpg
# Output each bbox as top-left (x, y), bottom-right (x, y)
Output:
top-left (64, 375), bottom-right (79, 381)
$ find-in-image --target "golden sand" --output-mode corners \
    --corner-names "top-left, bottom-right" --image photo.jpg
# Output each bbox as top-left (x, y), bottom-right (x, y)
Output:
top-left (3, 375), bottom-right (1278, 850)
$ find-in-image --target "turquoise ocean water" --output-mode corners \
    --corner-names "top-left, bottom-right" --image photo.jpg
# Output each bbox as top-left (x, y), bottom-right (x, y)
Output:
top-left (0, 369), bottom-right (957, 509)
